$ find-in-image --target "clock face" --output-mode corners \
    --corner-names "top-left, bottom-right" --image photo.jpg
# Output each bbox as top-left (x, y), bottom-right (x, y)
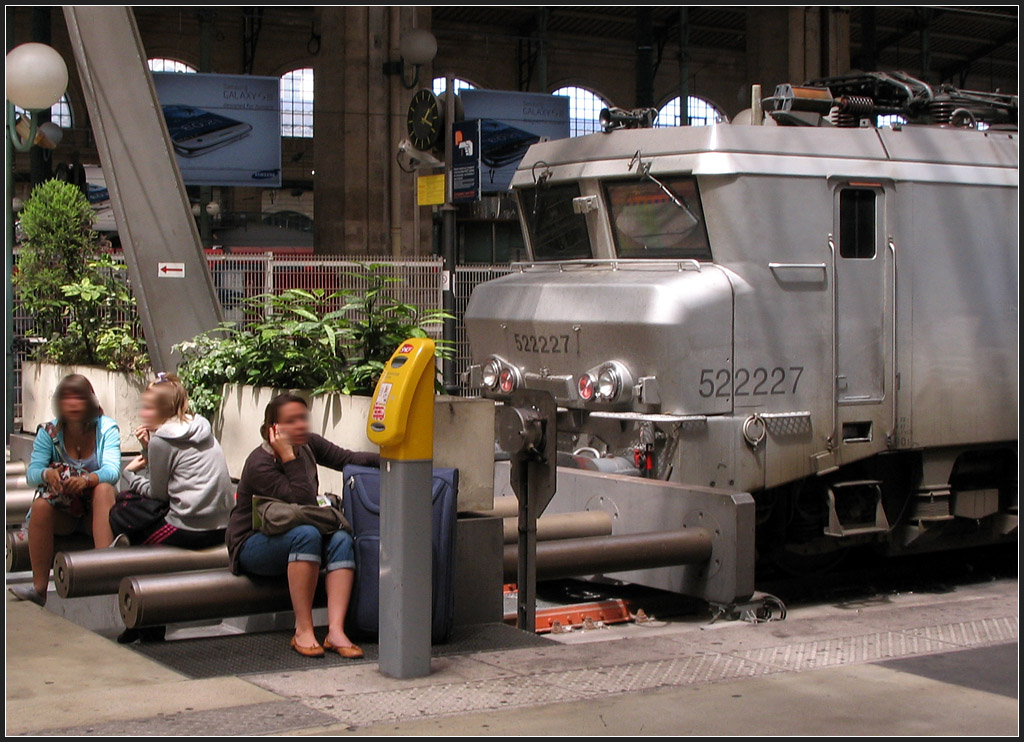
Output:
top-left (407, 89), bottom-right (442, 151)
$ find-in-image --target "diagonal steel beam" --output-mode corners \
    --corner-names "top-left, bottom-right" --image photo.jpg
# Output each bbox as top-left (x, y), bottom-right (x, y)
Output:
top-left (63, 6), bottom-right (222, 372)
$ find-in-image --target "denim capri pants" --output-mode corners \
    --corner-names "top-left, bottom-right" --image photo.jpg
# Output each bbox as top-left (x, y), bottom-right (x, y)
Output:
top-left (239, 525), bottom-right (355, 576)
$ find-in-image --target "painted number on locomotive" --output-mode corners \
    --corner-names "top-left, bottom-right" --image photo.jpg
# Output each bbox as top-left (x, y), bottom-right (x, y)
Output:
top-left (698, 367), bottom-right (804, 398)
top-left (514, 333), bottom-right (571, 354)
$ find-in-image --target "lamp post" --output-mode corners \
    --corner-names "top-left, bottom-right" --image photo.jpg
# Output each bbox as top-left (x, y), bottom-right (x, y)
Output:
top-left (5, 41), bottom-right (69, 441)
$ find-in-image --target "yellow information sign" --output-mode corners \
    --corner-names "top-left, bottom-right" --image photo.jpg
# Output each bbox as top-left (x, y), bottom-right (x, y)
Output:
top-left (416, 173), bottom-right (445, 206)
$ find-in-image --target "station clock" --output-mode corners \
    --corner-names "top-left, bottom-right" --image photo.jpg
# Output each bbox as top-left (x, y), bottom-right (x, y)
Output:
top-left (407, 88), bottom-right (442, 151)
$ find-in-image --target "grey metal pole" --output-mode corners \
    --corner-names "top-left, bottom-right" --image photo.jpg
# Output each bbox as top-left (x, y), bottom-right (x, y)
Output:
top-left (5, 117), bottom-right (15, 442)
top-left (678, 8), bottom-right (691, 126)
top-left (635, 8), bottom-right (654, 109)
top-left (28, 8), bottom-right (52, 187)
top-left (440, 76), bottom-right (457, 393)
top-left (378, 457), bottom-right (433, 678)
top-left (198, 11), bottom-right (214, 247)
top-left (516, 462), bottom-right (537, 633)
top-left (535, 9), bottom-right (548, 93)
top-left (516, 462), bottom-right (540, 630)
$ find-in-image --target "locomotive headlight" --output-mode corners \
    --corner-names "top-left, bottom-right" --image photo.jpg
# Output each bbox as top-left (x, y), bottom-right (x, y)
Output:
top-left (481, 358), bottom-right (501, 390)
top-left (588, 361), bottom-right (634, 403)
top-left (595, 367), bottom-right (621, 401)
top-left (498, 367), bottom-right (519, 394)
top-left (577, 373), bottom-right (596, 401)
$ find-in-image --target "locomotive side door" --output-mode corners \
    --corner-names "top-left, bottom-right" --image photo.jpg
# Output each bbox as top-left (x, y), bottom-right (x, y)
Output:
top-left (832, 184), bottom-right (894, 446)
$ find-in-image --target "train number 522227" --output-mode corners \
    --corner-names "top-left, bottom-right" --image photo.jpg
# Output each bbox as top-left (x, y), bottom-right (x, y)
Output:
top-left (698, 366), bottom-right (804, 398)
top-left (514, 333), bottom-right (570, 354)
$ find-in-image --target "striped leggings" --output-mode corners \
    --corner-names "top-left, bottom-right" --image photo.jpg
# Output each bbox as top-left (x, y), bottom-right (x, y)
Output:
top-left (135, 519), bottom-right (226, 549)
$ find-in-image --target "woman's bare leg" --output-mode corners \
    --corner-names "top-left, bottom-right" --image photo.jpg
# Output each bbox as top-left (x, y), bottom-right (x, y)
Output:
top-left (287, 560), bottom-right (320, 648)
top-left (27, 499), bottom-right (76, 594)
top-left (90, 483), bottom-right (116, 548)
top-left (325, 568), bottom-right (356, 647)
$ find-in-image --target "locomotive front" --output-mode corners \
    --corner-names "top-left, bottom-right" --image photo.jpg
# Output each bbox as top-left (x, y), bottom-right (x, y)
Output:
top-left (465, 132), bottom-right (739, 477)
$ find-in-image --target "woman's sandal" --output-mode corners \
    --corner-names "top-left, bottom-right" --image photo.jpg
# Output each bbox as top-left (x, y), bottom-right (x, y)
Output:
top-left (290, 636), bottom-right (325, 658)
top-left (322, 638), bottom-right (364, 659)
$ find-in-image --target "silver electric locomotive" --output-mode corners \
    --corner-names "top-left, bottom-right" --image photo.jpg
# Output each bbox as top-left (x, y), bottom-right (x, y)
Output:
top-left (466, 74), bottom-right (1018, 586)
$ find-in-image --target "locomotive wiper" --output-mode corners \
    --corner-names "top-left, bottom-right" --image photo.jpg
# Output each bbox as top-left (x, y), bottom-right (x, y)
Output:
top-left (629, 149), bottom-right (700, 224)
top-left (529, 160), bottom-right (553, 230)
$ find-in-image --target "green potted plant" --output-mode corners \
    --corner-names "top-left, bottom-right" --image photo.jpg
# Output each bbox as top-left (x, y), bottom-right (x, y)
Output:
top-left (176, 266), bottom-right (495, 510)
top-left (15, 179), bottom-right (149, 450)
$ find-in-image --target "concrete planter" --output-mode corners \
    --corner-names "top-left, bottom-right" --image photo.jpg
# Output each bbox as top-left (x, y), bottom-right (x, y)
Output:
top-left (21, 361), bottom-right (150, 453)
top-left (217, 384), bottom-right (495, 511)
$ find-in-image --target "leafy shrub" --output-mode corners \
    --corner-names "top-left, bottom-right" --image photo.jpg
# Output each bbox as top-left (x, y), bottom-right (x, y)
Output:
top-left (175, 266), bottom-right (451, 419)
top-left (14, 181), bottom-right (148, 373)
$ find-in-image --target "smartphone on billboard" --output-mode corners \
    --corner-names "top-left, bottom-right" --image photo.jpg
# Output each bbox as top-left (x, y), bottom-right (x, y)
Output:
top-left (161, 105), bottom-right (253, 157)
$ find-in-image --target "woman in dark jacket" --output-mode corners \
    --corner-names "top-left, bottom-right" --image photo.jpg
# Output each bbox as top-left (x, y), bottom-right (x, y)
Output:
top-left (226, 393), bottom-right (379, 658)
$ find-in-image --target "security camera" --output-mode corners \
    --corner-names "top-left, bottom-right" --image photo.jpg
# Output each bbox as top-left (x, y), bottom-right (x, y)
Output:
top-left (396, 138), bottom-right (443, 171)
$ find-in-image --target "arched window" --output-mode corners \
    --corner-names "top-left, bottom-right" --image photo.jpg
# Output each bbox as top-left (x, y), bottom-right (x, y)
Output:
top-left (551, 86), bottom-right (609, 137)
top-left (50, 95), bottom-right (73, 128)
top-left (147, 58), bottom-right (197, 74)
top-left (15, 94), bottom-right (73, 129)
top-left (431, 77), bottom-right (477, 96)
top-left (280, 68), bottom-right (314, 138)
top-left (655, 95), bottom-right (727, 127)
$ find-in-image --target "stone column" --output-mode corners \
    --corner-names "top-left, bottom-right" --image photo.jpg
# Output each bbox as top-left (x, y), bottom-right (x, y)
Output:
top-left (745, 8), bottom-right (850, 97)
top-left (312, 7), bottom-right (347, 254)
top-left (313, 6), bottom-right (430, 256)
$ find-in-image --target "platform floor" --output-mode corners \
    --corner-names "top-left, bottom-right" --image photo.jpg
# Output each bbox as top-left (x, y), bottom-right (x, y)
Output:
top-left (6, 575), bottom-right (1017, 735)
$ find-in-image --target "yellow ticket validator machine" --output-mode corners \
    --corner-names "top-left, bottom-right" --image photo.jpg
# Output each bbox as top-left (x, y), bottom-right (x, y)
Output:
top-left (366, 337), bottom-right (435, 678)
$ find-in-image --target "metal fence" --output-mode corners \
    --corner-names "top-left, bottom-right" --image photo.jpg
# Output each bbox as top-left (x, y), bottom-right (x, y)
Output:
top-left (207, 254), bottom-right (444, 324)
top-left (453, 264), bottom-right (515, 395)
top-left (10, 254), bottom-right (511, 420)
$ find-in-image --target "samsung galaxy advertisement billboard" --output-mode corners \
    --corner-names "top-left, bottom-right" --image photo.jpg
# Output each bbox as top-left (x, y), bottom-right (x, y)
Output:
top-left (152, 72), bottom-right (281, 188)
top-left (460, 89), bottom-right (570, 194)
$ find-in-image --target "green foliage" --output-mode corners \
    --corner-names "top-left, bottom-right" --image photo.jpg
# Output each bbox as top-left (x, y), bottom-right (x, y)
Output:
top-left (171, 330), bottom-right (243, 420)
top-left (335, 266), bottom-right (450, 395)
top-left (174, 266), bottom-right (452, 419)
top-left (14, 182), bottom-right (148, 373)
top-left (14, 179), bottom-right (98, 339)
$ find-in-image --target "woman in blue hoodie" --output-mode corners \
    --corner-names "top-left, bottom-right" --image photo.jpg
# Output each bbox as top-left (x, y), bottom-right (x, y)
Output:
top-left (10, 374), bottom-right (122, 606)
top-left (118, 373), bottom-right (234, 548)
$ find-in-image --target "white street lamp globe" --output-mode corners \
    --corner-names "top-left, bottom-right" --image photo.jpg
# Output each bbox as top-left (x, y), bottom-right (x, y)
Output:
top-left (5, 43), bottom-right (69, 110)
top-left (36, 121), bottom-right (64, 149)
top-left (399, 29), bottom-right (437, 66)
top-left (205, 201), bottom-right (221, 216)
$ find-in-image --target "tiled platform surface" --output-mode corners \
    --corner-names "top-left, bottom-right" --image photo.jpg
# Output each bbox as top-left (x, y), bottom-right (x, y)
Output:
top-left (8, 577), bottom-right (1016, 735)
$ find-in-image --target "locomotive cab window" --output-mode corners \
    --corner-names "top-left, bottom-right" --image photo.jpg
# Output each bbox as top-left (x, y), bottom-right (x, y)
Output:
top-left (839, 188), bottom-right (877, 259)
top-left (518, 183), bottom-right (593, 261)
top-left (604, 176), bottom-right (712, 260)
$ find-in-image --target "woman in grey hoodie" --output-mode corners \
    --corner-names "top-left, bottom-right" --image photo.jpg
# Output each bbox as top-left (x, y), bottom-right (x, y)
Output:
top-left (119, 374), bottom-right (234, 548)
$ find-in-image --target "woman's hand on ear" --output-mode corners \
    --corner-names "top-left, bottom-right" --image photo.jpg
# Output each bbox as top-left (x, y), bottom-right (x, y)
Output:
top-left (268, 424), bottom-right (296, 462)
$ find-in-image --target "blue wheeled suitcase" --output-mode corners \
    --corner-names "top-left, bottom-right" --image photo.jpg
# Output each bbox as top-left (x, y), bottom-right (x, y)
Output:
top-left (342, 465), bottom-right (459, 644)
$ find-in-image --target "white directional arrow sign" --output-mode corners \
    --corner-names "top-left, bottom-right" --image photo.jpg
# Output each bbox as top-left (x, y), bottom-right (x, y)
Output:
top-left (158, 262), bottom-right (185, 278)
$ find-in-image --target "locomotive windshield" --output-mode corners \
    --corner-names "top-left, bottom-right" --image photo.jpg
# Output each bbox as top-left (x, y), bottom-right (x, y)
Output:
top-left (519, 182), bottom-right (593, 261)
top-left (604, 176), bottom-right (712, 260)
